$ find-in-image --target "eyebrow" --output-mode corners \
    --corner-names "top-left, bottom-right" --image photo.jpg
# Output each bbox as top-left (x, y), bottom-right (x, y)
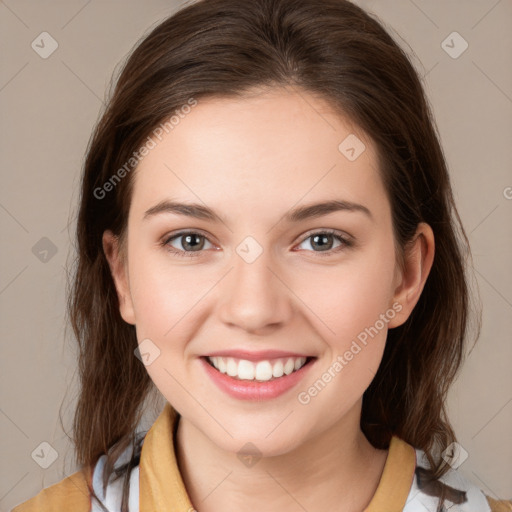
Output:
top-left (143, 199), bottom-right (373, 223)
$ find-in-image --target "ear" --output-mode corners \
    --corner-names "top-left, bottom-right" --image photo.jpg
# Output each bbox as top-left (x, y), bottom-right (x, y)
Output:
top-left (387, 222), bottom-right (435, 328)
top-left (102, 230), bottom-right (136, 325)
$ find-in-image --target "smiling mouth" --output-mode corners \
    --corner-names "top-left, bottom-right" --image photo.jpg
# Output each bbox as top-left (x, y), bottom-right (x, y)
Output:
top-left (202, 355), bottom-right (317, 382)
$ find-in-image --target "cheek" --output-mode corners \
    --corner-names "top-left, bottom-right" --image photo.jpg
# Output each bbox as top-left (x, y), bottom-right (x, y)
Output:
top-left (296, 259), bottom-right (393, 417)
top-left (297, 243), bottom-right (397, 349)
top-left (128, 250), bottom-right (208, 339)
top-left (127, 251), bottom-right (199, 404)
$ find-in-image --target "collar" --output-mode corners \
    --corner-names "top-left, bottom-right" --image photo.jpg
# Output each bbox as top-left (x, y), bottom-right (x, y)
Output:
top-left (139, 402), bottom-right (416, 511)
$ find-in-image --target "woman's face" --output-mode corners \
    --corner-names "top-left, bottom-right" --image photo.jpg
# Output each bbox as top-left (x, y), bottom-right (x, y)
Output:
top-left (105, 87), bottom-right (416, 456)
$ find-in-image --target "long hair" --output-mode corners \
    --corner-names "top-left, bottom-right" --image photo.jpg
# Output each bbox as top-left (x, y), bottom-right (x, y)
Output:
top-left (65, 0), bottom-right (481, 510)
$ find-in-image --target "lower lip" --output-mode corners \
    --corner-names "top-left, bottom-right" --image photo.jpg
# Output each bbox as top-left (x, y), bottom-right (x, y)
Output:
top-left (200, 357), bottom-right (316, 401)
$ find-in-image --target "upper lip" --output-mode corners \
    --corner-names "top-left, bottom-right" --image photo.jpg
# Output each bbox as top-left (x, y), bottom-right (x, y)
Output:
top-left (202, 349), bottom-right (315, 362)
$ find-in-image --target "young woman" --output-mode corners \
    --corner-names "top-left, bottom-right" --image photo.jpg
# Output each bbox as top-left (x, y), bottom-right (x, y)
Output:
top-left (12, 0), bottom-right (512, 511)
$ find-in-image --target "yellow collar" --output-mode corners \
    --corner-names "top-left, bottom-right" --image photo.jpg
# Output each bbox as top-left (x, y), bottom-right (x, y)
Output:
top-left (139, 402), bottom-right (416, 511)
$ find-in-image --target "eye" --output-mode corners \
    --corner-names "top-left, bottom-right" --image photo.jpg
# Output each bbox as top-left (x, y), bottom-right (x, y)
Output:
top-left (162, 231), bottom-right (215, 257)
top-left (295, 230), bottom-right (353, 256)
top-left (161, 229), bottom-right (353, 258)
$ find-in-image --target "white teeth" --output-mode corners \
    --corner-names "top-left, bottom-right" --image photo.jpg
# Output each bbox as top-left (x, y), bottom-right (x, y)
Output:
top-left (272, 360), bottom-right (284, 378)
top-left (207, 356), bottom-right (308, 381)
top-left (284, 358), bottom-right (295, 375)
top-left (255, 361), bottom-right (273, 381)
top-left (237, 360), bottom-right (255, 380)
top-left (217, 357), bottom-right (227, 374)
top-left (226, 358), bottom-right (238, 377)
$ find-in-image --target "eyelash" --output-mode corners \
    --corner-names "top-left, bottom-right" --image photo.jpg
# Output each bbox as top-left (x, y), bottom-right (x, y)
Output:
top-left (160, 229), bottom-right (354, 258)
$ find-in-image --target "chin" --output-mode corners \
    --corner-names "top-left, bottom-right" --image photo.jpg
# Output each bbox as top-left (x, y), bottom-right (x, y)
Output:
top-left (201, 417), bottom-right (308, 458)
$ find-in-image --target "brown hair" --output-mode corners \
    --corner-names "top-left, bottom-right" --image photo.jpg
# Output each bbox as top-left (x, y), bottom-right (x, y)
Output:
top-left (65, 0), bottom-right (480, 510)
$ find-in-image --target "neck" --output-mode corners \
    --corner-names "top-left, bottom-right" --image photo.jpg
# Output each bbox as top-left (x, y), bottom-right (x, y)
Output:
top-left (175, 401), bottom-right (388, 512)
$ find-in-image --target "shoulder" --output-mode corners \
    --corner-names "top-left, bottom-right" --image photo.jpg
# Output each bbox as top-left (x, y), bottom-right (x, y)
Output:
top-left (10, 467), bottom-right (92, 512)
top-left (11, 444), bottom-right (141, 512)
top-left (12, 437), bottom-right (143, 512)
top-left (486, 496), bottom-right (512, 512)
top-left (403, 447), bottom-right (512, 512)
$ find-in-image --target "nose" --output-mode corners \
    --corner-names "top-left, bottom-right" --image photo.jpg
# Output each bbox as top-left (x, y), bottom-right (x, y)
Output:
top-left (217, 244), bottom-right (293, 334)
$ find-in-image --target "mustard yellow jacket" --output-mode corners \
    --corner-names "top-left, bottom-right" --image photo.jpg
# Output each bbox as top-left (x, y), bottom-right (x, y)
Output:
top-left (11, 402), bottom-right (512, 512)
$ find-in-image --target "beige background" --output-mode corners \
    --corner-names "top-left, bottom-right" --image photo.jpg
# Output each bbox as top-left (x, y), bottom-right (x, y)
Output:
top-left (1, 0), bottom-right (511, 510)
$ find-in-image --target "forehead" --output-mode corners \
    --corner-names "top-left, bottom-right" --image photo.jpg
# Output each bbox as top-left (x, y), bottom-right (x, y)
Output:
top-left (129, 88), bottom-right (387, 224)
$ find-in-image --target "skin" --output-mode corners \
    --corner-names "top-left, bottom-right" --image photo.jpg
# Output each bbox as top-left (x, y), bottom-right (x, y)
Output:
top-left (103, 86), bottom-right (435, 512)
